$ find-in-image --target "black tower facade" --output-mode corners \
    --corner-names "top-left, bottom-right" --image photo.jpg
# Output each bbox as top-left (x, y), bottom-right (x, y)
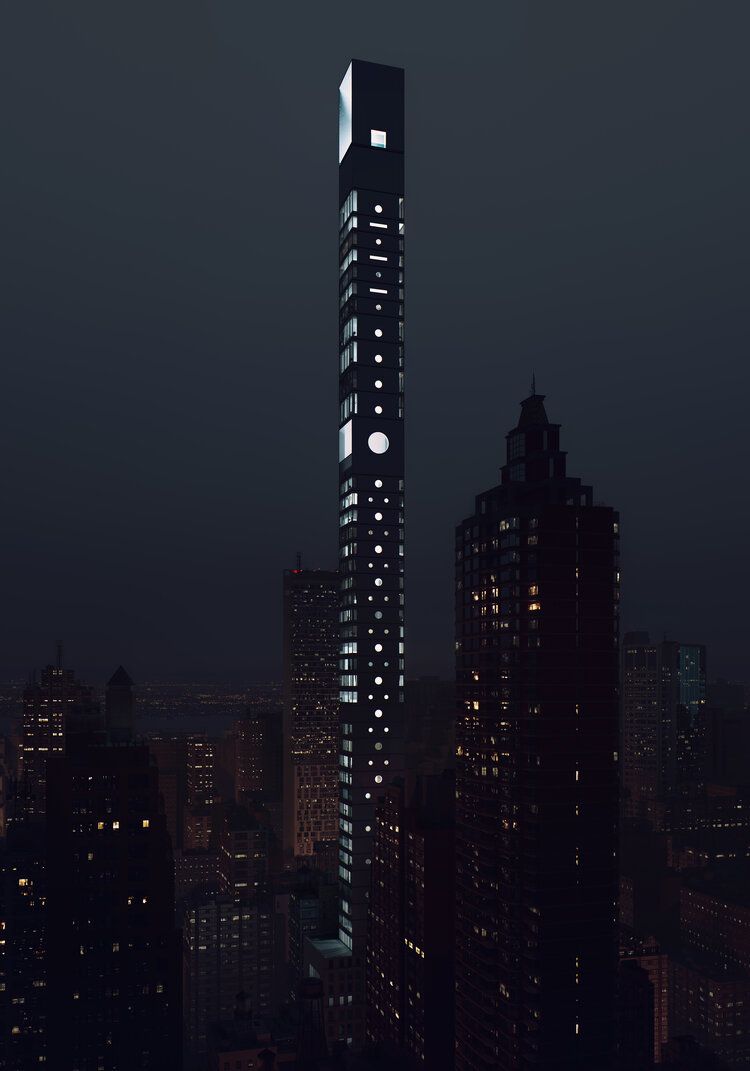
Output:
top-left (337, 60), bottom-right (405, 952)
top-left (454, 393), bottom-right (620, 1070)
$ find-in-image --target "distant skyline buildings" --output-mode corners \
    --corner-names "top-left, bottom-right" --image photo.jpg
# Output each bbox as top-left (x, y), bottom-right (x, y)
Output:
top-left (19, 650), bottom-right (100, 818)
top-left (282, 566), bottom-right (339, 866)
top-left (622, 633), bottom-right (707, 824)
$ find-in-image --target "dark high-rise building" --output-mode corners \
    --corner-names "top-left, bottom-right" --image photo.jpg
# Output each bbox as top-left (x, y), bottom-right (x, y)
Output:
top-left (146, 733), bottom-right (189, 850)
top-left (0, 823), bottom-right (48, 1069)
top-left (617, 960), bottom-right (655, 1071)
top-left (184, 734), bottom-right (218, 850)
top-left (235, 705), bottom-right (284, 866)
top-left (282, 567), bottom-right (339, 866)
top-left (620, 935), bottom-right (670, 1065)
top-left (218, 804), bottom-right (270, 897)
top-left (621, 634), bottom-right (707, 823)
top-left (454, 392), bottom-right (620, 1070)
top-left (288, 877), bottom-right (339, 995)
top-left (105, 665), bottom-right (135, 743)
top-left (45, 739), bottom-right (180, 1069)
top-left (20, 650), bottom-right (100, 816)
top-left (336, 56), bottom-right (406, 955)
top-left (367, 772), bottom-right (455, 1068)
top-left (182, 893), bottom-right (273, 1067)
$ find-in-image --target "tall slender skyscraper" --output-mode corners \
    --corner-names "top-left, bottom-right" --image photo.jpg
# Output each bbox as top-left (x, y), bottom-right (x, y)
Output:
top-left (337, 60), bottom-right (405, 953)
top-left (282, 567), bottom-right (339, 866)
top-left (454, 392), bottom-right (620, 1070)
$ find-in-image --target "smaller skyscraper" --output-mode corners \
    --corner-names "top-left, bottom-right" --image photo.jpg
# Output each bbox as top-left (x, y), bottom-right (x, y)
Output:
top-left (45, 738), bottom-right (180, 1069)
top-left (282, 567), bottom-right (339, 867)
top-left (182, 894), bottom-right (274, 1067)
top-left (367, 771), bottom-right (455, 1069)
top-left (622, 633), bottom-right (707, 824)
top-left (0, 822), bottom-right (48, 1069)
top-left (20, 649), bottom-right (100, 816)
top-left (105, 664), bottom-right (135, 742)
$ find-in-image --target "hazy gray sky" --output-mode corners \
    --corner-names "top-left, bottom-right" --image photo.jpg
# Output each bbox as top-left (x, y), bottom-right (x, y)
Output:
top-left (2, 1), bottom-right (749, 682)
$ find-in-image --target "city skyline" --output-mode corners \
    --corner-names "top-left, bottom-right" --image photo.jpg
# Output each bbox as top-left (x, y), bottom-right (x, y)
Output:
top-left (3, 35), bottom-right (750, 1069)
top-left (3, 5), bottom-right (750, 683)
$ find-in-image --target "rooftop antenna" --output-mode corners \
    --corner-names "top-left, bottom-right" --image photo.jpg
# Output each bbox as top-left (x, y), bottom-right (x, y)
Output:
top-left (531, 372), bottom-right (537, 396)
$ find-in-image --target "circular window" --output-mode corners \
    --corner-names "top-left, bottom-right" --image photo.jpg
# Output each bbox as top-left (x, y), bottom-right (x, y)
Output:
top-left (374, 545), bottom-right (383, 554)
top-left (368, 432), bottom-right (389, 455)
top-left (375, 578), bottom-right (383, 587)
top-left (375, 512), bottom-right (383, 521)
top-left (374, 405), bottom-right (383, 414)
top-left (374, 204), bottom-right (383, 213)
top-left (365, 792), bottom-right (371, 800)
top-left (374, 479), bottom-right (383, 488)
top-left (375, 742), bottom-right (383, 751)
top-left (374, 709), bottom-right (383, 717)
top-left (375, 643), bottom-right (383, 652)
top-left (374, 611), bottom-right (383, 619)
top-left (376, 238), bottom-right (382, 245)
top-left (375, 304), bottom-right (382, 311)
top-left (365, 824), bottom-right (371, 832)
top-left (375, 775), bottom-right (383, 784)
top-left (375, 355), bottom-right (383, 364)
top-left (374, 676), bottom-right (383, 685)
top-left (374, 329), bottom-right (383, 338)
top-left (374, 380), bottom-right (382, 389)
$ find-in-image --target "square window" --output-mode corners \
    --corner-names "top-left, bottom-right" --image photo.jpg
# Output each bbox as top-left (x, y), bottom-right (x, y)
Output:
top-left (371, 129), bottom-right (387, 149)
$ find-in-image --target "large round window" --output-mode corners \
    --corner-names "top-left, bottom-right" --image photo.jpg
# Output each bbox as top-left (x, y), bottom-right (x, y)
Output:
top-left (368, 432), bottom-right (389, 455)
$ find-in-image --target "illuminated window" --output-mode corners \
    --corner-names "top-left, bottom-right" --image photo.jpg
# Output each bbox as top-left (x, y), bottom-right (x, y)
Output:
top-left (371, 129), bottom-right (387, 149)
top-left (339, 420), bottom-right (353, 461)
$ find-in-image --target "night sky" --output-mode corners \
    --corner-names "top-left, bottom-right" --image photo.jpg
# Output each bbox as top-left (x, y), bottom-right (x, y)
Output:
top-left (2, 2), bottom-right (749, 684)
